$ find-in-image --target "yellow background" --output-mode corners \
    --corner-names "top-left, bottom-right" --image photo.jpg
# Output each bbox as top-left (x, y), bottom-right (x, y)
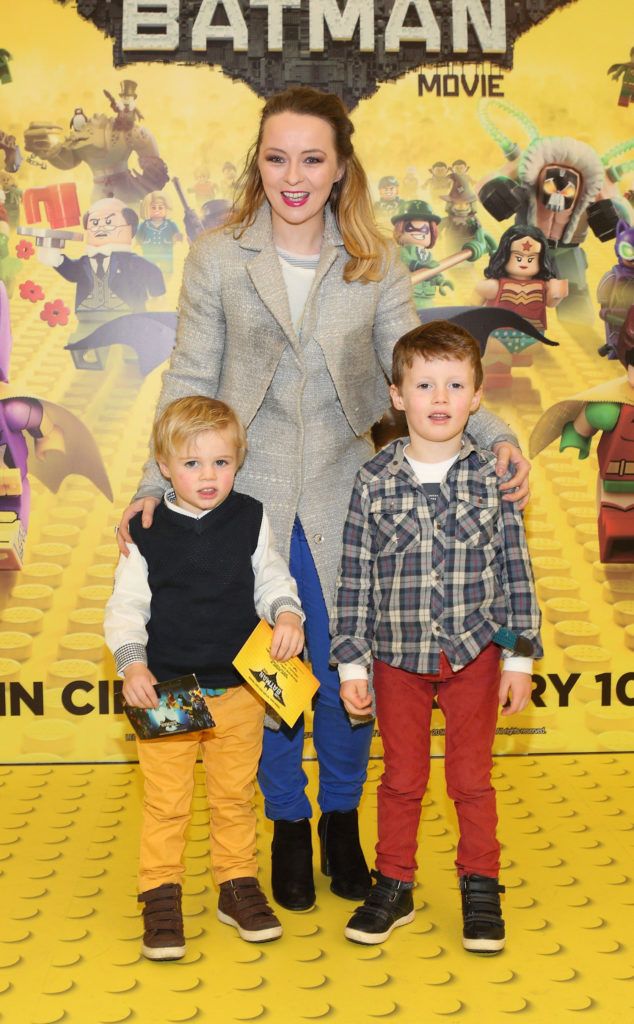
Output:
top-left (1, 0), bottom-right (633, 761)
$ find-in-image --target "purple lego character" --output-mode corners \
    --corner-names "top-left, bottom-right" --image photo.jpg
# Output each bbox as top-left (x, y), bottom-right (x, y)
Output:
top-left (0, 281), bottom-right (112, 569)
top-left (597, 220), bottom-right (634, 359)
top-left (0, 283), bottom-right (45, 566)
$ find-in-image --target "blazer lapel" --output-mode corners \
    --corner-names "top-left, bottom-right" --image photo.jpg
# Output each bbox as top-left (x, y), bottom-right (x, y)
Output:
top-left (240, 203), bottom-right (346, 348)
top-left (298, 206), bottom-right (345, 340)
top-left (299, 244), bottom-right (337, 339)
top-left (241, 208), bottom-right (299, 350)
top-left (247, 252), bottom-right (298, 350)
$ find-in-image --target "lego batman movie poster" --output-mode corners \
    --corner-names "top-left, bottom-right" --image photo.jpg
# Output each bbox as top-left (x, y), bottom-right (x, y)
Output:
top-left (0, 0), bottom-right (633, 763)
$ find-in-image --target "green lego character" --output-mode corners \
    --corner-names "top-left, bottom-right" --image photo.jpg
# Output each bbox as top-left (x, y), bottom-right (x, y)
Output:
top-left (391, 200), bottom-right (454, 310)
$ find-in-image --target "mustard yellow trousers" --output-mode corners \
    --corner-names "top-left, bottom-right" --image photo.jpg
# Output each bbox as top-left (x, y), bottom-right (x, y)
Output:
top-left (136, 685), bottom-right (265, 891)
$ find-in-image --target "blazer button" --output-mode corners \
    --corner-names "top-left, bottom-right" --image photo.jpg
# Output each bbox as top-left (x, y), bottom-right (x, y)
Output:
top-left (314, 534), bottom-right (324, 543)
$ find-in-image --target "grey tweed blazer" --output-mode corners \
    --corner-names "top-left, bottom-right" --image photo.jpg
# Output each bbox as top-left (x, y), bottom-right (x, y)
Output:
top-left (135, 203), bottom-right (514, 608)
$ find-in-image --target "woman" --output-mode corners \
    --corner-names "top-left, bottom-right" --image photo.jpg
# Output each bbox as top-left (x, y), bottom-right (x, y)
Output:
top-left (118, 86), bottom-right (529, 913)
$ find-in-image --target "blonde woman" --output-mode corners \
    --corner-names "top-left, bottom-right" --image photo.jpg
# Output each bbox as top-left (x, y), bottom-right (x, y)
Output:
top-left (118, 86), bottom-right (529, 920)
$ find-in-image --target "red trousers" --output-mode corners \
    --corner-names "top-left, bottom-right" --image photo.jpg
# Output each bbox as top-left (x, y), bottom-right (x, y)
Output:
top-left (373, 644), bottom-right (501, 882)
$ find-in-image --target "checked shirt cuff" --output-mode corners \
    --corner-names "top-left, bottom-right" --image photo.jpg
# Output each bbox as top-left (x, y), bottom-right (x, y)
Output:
top-left (114, 643), bottom-right (147, 675)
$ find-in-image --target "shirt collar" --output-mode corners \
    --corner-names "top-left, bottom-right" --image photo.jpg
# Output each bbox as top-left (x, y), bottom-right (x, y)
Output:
top-left (387, 435), bottom-right (491, 475)
top-left (164, 489), bottom-right (213, 520)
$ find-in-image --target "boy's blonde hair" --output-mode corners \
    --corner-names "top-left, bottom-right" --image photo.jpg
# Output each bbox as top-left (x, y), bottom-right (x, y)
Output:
top-left (153, 396), bottom-right (248, 467)
top-left (392, 321), bottom-right (484, 392)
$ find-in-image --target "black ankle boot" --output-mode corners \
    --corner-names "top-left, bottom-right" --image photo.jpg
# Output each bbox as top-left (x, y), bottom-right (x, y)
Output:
top-left (318, 809), bottom-right (371, 901)
top-left (271, 819), bottom-right (315, 911)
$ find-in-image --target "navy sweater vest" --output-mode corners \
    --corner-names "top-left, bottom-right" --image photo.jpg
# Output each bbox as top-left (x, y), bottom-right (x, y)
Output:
top-left (129, 492), bottom-right (262, 687)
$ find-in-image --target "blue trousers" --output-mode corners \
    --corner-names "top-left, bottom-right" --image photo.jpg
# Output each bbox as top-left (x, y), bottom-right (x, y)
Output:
top-left (258, 519), bottom-right (373, 821)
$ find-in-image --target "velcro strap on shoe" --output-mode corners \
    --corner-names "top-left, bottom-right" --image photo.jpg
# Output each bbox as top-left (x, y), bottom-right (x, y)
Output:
top-left (463, 877), bottom-right (505, 895)
top-left (145, 910), bottom-right (182, 928)
top-left (464, 907), bottom-right (502, 924)
top-left (360, 890), bottom-right (401, 922)
top-left (227, 881), bottom-right (277, 924)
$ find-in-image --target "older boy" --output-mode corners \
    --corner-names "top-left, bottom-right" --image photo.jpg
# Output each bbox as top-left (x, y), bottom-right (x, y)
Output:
top-left (105, 397), bottom-right (304, 958)
top-left (331, 322), bottom-right (541, 953)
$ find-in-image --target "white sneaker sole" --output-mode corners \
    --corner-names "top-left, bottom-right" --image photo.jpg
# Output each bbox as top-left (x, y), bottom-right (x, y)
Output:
top-left (463, 935), bottom-right (505, 954)
top-left (345, 909), bottom-right (415, 945)
top-left (141, 942), bottom-right (186, 960)
top-left (217, 908), bottom-right (283, 942)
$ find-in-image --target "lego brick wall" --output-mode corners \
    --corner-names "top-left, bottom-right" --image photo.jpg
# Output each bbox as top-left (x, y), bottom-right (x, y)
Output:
top-left (0, 0), bottom-right (632, 762)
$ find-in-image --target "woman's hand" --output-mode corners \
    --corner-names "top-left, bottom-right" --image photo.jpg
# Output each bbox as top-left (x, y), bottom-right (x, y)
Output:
top-left (492, 442), bottom-right (531, 511)
top-left (116, 497), bottom-right (160, 556)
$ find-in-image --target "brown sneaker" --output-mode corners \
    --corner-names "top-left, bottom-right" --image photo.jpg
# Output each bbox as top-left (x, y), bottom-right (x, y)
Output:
top-left (217, 877), bottom-right (283, 942)
top-left (138, 882), bottom-right (186, 960)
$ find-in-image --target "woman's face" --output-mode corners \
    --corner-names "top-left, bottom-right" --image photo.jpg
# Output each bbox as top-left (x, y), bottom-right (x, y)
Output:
top-left (258, 111), bottom-right (344, 242)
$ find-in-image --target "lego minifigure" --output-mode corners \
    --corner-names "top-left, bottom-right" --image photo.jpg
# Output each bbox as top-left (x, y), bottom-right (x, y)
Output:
top-left (530, 306), bottom-right (634, 564)
top-left (597, 219), bottom-right (634, 359)
top-left (136, 192), bottom-right (183, 275)
top-left (607, 47), bottom-right (634, 108)
top-left (475, 224), bottom-right (566, 386)
top-left (0, 282), bottom-right (112, 569)
top-left (36, 196), bottom-right (165, 368)
top-left (476, 224), bottom-right (567, 334)
top-left (104, 80), bottom-right (144, 131)
top-left (0, 50), bottom-right (11, 87)
top-left (391, 200), bottom-right (453, 310)
top-left (438, 172), bottom-right (486, 254)
top-left (422, 161), bottom-right (452, 200)
top-left (373, 175), bottom-right (400, 219)
top-left (451, 159), bottom-right (475, 187)
top-left (219, 161), bottom-right (238, 201)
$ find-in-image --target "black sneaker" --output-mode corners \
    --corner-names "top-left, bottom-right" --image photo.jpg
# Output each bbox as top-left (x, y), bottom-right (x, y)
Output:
top-left (460, 874), bottom-right (506, 954)
top-left (344, 871), bottom-right (415, 945)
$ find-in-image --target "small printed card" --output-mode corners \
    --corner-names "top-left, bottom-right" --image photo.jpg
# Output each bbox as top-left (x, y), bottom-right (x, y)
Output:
top-left (232, 619), bottom-right (319, 727)
top-left (123, 673), bottom-right (215, 740)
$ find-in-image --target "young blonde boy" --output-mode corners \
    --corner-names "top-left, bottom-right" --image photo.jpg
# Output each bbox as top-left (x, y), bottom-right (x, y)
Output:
top-left (105, 396), bottom-right (304, 958)
top-left (331, 322), bottom-right (542, 953)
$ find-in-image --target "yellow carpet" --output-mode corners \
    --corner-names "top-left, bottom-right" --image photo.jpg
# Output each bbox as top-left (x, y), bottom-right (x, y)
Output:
top-left (1, 754), bottom-right (632, 1024)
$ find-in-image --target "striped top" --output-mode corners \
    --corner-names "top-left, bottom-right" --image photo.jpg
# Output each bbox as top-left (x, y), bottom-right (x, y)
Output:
top-left (277, 247), bottom-right (320, 331)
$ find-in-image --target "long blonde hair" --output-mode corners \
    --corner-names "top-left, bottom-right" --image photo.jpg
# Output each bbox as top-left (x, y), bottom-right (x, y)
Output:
top-left (226, 87), bottom-right (388, 283)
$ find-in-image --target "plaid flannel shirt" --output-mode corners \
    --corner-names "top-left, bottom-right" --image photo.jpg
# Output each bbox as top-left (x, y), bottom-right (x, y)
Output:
top-left (330, 437), bottom-right (542, 675)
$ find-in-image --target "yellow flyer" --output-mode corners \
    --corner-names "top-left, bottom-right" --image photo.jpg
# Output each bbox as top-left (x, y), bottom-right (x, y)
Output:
top-left (233, 620), bottom-right (319, 727)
